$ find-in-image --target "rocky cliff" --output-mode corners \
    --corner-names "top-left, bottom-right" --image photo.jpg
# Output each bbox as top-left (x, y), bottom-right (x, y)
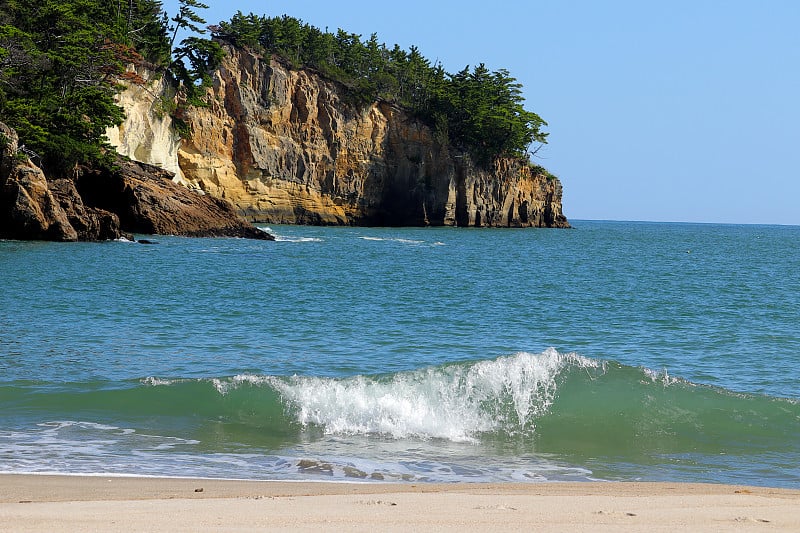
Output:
top-left (1, 121), bottom-right (113, 241)
top-left (110, 44), bottom-right (569, 228)
top-left (0, 121), bottom-right (272, 241)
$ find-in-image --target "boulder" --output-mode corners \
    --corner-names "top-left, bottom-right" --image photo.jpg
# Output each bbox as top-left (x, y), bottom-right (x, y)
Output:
top-left (0, 124), bottom-right (77, 241)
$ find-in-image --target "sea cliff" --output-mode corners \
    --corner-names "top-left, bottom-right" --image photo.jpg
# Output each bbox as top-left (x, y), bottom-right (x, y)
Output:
top-left (110, 44), bottom-right (569, 228)
top-left (0, 121), bottom-right (271, 241)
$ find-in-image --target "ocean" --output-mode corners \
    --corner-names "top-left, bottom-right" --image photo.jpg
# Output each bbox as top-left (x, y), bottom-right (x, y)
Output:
top-left (1, 221), bottom-right (798, 487)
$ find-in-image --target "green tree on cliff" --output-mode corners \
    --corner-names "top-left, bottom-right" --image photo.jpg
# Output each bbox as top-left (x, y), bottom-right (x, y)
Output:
top-left (0, 0), bottom-right (130, 172)
top-left (214, 12), bottom-right (548, 167)
top-left (0, 0), bottom-right (220, 173)
top-left (168, 0), bottom-right (222, 102)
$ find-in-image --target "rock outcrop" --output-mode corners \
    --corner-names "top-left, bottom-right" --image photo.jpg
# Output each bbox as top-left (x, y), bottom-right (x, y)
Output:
top-left (77, 158), bottom-right (272, 239)
top-left (110, 44), bottom-right (569, 228)
top-left (1, 122), bottom-right (95, 241)
top-left (0, 121), bottom-right (272, 241)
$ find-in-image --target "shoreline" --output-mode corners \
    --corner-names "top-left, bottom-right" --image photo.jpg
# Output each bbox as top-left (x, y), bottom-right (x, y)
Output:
top-left (2, 474), bottom-right (798, 531)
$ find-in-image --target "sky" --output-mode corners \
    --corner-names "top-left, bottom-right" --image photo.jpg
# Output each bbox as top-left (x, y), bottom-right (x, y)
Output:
top-left (163, 0), bottom-right (799, 225)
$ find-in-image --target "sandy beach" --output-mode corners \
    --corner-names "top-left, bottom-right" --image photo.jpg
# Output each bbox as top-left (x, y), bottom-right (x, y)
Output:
top-left (0, 475), bottom-right (798, 532)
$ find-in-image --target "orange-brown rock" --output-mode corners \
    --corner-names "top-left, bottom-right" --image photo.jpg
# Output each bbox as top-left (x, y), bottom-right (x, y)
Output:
top-left (1, 122), bottom-right (80, 241)
top-left (110, 44), bottom-right (569, 228)
top-left (1, 121), bottom-right (272, 241)
top-left (77, 158), bottom-right (273, 239)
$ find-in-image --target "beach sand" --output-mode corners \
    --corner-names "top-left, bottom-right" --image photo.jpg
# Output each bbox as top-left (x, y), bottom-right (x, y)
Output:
top-left (1, 474), bottom-right (798, 532)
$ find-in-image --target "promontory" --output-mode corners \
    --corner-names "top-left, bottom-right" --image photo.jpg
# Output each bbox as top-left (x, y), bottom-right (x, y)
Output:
top-left (0, 2), bottom-right (568, 241)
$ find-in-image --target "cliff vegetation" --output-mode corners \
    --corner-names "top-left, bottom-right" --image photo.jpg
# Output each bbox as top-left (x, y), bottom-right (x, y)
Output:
top-left (0, 0), bottom-right (273, 240)
top-left (0, 0), bottom-right (220, 175)
top-left (214, 12), bottom-right (549, 167)
top-left (1, 1), bottom-right (552, 175)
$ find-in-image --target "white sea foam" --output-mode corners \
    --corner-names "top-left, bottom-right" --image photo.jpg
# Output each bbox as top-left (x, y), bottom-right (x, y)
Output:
top-left (263, 349), bottom-right (598, 442)
top-left (255, 225), bottom-right (324, 242)
top-left (140, 376), bottom-right (174, 386)
top-left (642, 367), bottom-right (681, 386)
top-left (209, 374), bottom-right (263, 395)
top-left (274, 236), bottom-right (324, 243)
top-left (0, 427), bottom-right (594, 482)
top-left (211, 377), bottom-right (229, 395)
top-left (359, 236), bottom-right (424, 245)
top-left (0, 421), bottom-right (197, 473)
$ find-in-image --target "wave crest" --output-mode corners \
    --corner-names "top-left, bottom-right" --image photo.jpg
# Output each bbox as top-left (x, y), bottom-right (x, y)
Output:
top-left (266, 348), bottom-right (598, 441)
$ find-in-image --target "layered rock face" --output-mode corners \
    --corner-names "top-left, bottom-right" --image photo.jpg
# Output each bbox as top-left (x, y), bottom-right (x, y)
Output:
top-left (111, 44), bottom-right (569, 228)
top-left (0, 121), bottom-right (271, 241)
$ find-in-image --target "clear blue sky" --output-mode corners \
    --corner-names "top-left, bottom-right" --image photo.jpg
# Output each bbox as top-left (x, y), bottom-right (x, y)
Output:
top-left (164, 0), bottom-right (799, 225)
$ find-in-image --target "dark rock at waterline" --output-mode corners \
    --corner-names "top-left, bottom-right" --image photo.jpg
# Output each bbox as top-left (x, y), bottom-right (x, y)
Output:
top-left (0, 121), bottom-right (274, 242)
top-left (77, 157), bottom-right (274, 240)
top-left (49, 177), bottom-right (130, 241)
top-left (1, 122), bottom-right (80, 241)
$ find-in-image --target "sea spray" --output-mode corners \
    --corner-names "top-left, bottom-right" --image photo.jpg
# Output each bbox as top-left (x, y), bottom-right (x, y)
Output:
top-left (221, 349), bottom-right (601, 441)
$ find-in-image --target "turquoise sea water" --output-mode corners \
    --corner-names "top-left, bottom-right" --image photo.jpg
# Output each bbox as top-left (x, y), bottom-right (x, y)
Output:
top-left (1, 221), bottom-right (799, 487)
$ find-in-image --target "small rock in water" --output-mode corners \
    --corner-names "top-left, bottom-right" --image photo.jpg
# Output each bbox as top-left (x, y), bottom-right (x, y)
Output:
top-left (343, 466), bottom-right (368, 479)
top-left (297, 459), bottom-right (334, 475)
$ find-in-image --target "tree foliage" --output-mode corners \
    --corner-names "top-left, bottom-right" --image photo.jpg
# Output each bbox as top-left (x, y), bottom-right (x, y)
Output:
top-left (215, 12), bottom-right (548, 166)
top-left (0, 3), bottom-right (548, 174)
top-left (167, 0), bottom-right (222, 104)
top-left (0, 0), bottom-right (219, 173)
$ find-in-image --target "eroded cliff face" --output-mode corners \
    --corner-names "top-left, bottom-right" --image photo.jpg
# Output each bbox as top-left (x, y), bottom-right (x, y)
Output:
top-left (0, 120), bottom-right (271, 241)
top-left (106, 68), bottom-right (187, 186)
top-left (111, 44), bottom-right (569, 228)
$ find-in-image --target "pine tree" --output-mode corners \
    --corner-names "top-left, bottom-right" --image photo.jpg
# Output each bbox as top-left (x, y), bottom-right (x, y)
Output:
top-left (210, 11), bottom-right (551, 168)
top-left (167, 0), bottom-right (222, 104)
